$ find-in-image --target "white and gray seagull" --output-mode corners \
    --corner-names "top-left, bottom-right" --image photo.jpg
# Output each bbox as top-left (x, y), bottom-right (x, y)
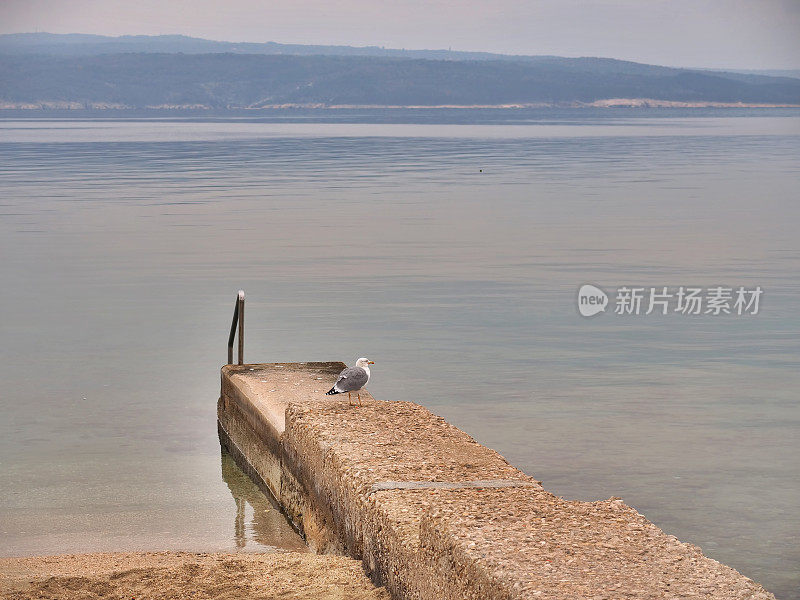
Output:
top-left (325, 357), bottom-right (374, 406)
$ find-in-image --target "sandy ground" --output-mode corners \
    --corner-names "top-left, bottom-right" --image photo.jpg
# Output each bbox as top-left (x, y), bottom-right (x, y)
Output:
top-left (0, 551), bottom-right (390, 600)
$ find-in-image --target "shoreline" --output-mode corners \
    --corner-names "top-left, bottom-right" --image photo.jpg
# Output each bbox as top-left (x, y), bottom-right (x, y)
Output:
top-left (0, 551), bottom-right (389, 599)
top-left (2, 99), bottom-right (800, 111)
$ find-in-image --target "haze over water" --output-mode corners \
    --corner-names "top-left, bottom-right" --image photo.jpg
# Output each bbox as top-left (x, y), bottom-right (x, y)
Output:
top-left (1, 109), bottom-right (798, 598)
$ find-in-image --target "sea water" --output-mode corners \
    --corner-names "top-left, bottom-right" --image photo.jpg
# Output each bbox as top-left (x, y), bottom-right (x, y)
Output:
top-left (0, 109), bottom-right (798, 598)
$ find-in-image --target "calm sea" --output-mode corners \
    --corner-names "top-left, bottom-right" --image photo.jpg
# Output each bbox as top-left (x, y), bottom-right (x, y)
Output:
top-left (1, 109), bottom-right (798, 598)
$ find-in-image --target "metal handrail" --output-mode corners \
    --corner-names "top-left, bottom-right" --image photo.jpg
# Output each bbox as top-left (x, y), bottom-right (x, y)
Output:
top-left (227, 290), bottom-right (245, 365)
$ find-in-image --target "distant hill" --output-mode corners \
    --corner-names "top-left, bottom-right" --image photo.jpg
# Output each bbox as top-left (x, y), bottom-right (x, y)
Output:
top-left (0, 33), bottom-right (564, 60)
top-left (1, 34), bottom-right (799, 109)
top-left (0, 32), bottom-right (557, 61)
top-left (3, 33), bottom-right (798, 79)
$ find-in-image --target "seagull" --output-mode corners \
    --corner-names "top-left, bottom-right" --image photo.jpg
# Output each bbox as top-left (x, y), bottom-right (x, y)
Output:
top-left (325, 357), bottom-right (374, 406)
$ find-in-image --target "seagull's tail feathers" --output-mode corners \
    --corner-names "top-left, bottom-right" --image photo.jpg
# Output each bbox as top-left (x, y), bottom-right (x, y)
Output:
top-left (325, 386), bottom-right (341, 395)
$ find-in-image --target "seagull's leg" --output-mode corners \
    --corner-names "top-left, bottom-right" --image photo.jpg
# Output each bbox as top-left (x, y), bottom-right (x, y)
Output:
top-left (357, 393), bottom-right (362, 407)
top-left (348, 392), bottom-right (354, 406)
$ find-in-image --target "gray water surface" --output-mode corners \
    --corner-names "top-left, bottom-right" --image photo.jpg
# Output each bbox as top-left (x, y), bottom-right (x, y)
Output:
top-left (1, 110), bottom-right (798, 597)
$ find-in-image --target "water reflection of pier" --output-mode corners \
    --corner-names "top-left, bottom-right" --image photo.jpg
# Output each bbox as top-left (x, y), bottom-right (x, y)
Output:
top-left (219, 447), bottom-right (306, 551)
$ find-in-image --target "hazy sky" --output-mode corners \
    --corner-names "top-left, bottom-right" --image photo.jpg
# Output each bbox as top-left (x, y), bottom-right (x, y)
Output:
top-left (2, 0), bottom-right (799, 69)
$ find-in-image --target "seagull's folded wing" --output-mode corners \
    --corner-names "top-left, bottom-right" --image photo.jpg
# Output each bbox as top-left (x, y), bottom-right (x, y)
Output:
top-left (334, 367), bottom-right (368, 392)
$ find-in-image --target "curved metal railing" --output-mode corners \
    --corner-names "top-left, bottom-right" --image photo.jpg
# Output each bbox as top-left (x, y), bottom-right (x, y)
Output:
top-left (227, 290), bottom-right (244, 365)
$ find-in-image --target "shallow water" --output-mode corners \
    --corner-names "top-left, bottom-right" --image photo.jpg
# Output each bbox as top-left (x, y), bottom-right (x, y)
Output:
top-left (0, 109), bottom-right (798, 598)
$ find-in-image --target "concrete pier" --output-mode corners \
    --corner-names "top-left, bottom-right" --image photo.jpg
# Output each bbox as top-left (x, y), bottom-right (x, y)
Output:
top-left (218, 362), bottom-right (775, 600)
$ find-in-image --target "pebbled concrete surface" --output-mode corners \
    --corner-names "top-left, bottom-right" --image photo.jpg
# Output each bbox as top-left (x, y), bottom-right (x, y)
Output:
top-left (420, 488), bottom-right (774, 600)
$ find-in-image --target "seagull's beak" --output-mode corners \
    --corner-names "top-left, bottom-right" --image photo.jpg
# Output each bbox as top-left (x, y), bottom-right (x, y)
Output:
top-left (368, 361), bottom-right (375, 364)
